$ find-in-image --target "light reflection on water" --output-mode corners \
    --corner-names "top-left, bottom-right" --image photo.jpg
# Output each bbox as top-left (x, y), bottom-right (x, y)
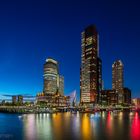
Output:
top-left (21, 112), bottom-right (140, 140)
top-left (81, 113), bottom-right (92, 140)
top-left (0, 112), bottom-right (140, 140)
top-left (131, 112), bottom-right (140, 140)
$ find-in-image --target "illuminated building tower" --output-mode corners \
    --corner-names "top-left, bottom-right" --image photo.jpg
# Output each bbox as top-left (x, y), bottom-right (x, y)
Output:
top-left (43, 58), bottom-right (64, 95)
top-left (112, 60), bottom-right (124, 103)
top-left (80, 25), bottom-right (102, 105)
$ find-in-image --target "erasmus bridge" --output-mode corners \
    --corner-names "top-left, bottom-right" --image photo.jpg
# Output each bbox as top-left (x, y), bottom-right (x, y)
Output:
top-left (69, 90), bottom-right (77, 106)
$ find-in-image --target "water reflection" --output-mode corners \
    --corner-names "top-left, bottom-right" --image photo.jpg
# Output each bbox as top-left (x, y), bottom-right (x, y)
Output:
top-left (131, 112), bottom-right (140, 140)
top-left (14, 112), bottom-right (140, 140)
top-left (52, 113), bottom-right (63, 140)
top-left (106, 112), bottom-right (114, 139)
top-left (23, 113), bottom-right (53, 140)
top-left (81, 114), bottom-right (92, 140)
top-left (23, 114), bottom-right (36, 140)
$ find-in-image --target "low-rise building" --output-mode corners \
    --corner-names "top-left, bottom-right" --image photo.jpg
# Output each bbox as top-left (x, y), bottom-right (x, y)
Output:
top-left (132, 98), bottom-right (140, 108)
top-left (100, 90), bottom-right (117, 106)
top-left (123, 88), bottom-right (131, 105)
top-left (36, 92), bottom-right (70, 107)
top-left (100, 88), bottom-right (131, 106)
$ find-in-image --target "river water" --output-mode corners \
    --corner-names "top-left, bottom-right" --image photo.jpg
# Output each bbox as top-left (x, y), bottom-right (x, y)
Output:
top-left (0, 111), bottom-right (140, 140)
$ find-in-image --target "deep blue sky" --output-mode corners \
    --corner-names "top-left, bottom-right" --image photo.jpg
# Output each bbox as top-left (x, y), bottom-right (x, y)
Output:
top-left (0, 0), bottom-right (140, 101)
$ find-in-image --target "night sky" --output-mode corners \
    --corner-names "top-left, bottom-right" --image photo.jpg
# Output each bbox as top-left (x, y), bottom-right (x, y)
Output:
top-left (0, 0), bottom-right (140, 101)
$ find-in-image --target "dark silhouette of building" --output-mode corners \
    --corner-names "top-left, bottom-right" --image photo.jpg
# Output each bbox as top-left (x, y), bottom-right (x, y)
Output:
top-left (123, 88), bottom-right (131, 105)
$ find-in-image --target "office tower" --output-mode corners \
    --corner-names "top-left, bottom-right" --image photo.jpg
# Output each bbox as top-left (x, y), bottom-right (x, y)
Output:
top-left (44, 58), bottom-right (58, 95)
top-left (43, 58), bottom-right (64, 95)
top-left (80, 25), bottom-right (102, 104)
top-left (112, 60), bottom-right (124, 104)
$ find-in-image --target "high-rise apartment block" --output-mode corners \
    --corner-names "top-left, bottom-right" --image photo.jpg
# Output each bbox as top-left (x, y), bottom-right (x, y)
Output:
top-left (112, 60), bottom-right (124, 92)
top-left (112, 60), bottom-right (124, 104)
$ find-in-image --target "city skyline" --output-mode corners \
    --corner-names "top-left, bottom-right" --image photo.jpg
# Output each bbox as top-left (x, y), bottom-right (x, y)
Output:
top-left (0, 0), bottom-right (140, 101)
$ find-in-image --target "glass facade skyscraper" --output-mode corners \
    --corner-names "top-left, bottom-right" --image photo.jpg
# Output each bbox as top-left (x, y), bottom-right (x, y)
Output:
top-left (43, 58), bottom-right (64, 95)
top-left (80, 25), bottom-right (102, 104)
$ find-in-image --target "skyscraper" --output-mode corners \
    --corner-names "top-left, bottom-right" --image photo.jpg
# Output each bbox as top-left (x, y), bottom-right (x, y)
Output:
top-left (43, 58), bottom-right (64, 95)
top-left (80, 25), bottom-right (102, 105)
top-left (112, 60), bottom-right (124, 92)
top-left (112, 60), bottom-right (124, 103)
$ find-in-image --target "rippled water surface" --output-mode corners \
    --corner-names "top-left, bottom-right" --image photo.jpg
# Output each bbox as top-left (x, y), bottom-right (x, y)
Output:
top-left (0, 112), bottom-right (140, 140)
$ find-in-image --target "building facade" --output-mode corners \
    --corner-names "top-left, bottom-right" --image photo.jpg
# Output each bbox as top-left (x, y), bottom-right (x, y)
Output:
top-left (101, 88), bottom-right (131, 106)
top-left (101, 90), bottom-right (118, 106)
top-left (36, 92), bottom-right (70, 107)
top-left (123, 88), bottom-right (131, 105)
top-left (80, 25), bottom-right (102, 104)
top-left (112, 60), bottom-right (124, 104)
top-left (43, 58), bottom-right (64, 95)
top-left (132, 98), bottom-right (140, 108)
top-left (97, 58), bottom-right (102, 104)
top-left (59, 76), bottom-right (64, 96)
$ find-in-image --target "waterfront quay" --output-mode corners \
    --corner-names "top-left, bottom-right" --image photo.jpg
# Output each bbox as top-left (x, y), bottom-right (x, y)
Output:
top-left (0, 106), bottom-right (77, 114)
top-left (0, 105), bottom-right (138, 114)
top-left (0, 106), bottom-right (58, 114)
